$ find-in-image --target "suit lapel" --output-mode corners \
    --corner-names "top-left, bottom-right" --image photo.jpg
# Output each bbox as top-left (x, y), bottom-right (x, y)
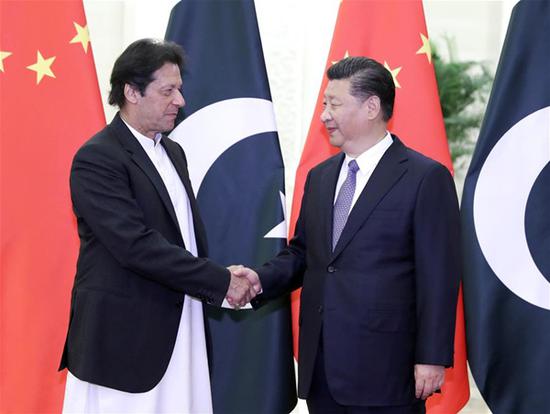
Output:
top-left (320, 153), bottom-right (345, 256)
top-left (161, 138), bottom-right (194, 200)
top-left (162, 138), bottom-right (209, 256)
top-left (110, 114), bottom-right (180, 232)
top-left (331, 137), bottom-right (408, 260)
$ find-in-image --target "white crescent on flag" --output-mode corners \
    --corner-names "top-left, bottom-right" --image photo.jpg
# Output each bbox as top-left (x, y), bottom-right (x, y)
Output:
top-left (169, 97), bottom-right (287, 239)
top-left (473, 106), bottom-right (550, 310)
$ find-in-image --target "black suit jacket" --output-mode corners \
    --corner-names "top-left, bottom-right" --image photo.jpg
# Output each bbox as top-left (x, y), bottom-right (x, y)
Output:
top-left (254, 136), bottom-right (461, 406)
top-left (59, 114), bottom-right (230, 392)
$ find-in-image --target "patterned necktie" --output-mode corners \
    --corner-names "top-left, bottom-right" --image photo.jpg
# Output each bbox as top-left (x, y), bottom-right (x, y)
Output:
top-left (332, 159), bottom-right (359, 250)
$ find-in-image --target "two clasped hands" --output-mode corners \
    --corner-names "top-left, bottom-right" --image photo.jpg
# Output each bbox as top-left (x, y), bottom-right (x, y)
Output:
top-left (225, 265), bottom-right (261, 309)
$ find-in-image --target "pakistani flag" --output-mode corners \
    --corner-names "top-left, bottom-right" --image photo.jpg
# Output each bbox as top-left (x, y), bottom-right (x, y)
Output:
top-left (461, 1), bottom-right (550, 412)
top-left (165, 1), bottom-right (297, 413)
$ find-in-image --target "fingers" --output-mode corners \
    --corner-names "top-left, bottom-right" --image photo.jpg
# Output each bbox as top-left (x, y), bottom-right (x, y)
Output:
top-left (225, 265), bottom-right (263, 309)
top-left (426, 377), bottom-right (438, 399)
top-left (228, 266), bottom-right (262, 294)
top-left (227, 264), bottom-right (244, 273)
top-left (414, 364), bottom-right (445, 400)
top-left (415, 380), bottom-right (424, 400)
top-left (226, 273), bottom-right (255, 308)
top-left (226, 275), bottom-right (251, 307)
top-left (242, 268), bottom-right (262, 294)
top-left (414, 374), bottom-right (431, 400)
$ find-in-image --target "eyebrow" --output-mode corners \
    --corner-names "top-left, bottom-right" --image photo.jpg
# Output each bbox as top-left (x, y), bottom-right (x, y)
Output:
top-left (160, 82), bottom-right (182, 89)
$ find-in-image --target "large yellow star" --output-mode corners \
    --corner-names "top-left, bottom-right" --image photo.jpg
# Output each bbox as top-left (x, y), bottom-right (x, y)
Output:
top-left (384, 61), bottom-right (402, 88)
top-left (416, 33), bottom-right (432, 63)
top-left (26, 51), bottom-right (56, 84)
top-left (0, 51), bottom-right (12, 72)
top-left (332, 50), bottom-right (350, 65)
top-left (70, 22), bottom-right (90, 53)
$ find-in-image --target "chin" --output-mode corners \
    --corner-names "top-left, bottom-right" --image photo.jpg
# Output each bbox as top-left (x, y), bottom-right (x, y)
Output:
top-left (329, 137), bottom-right (343, 148)
top-left (163, 122), bottom-right (176, 132)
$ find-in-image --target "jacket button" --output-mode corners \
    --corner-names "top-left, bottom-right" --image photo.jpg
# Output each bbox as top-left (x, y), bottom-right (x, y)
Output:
top-left (327, 266), bottom-right (336, 273)
top-left (318, 305), bottom-right (324, 314)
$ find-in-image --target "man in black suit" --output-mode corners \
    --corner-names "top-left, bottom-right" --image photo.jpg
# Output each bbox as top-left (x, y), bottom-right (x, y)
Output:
top-left (236, 57), bottom-right (461, 413)
top-left (59, 39), bottom-right (257, 413)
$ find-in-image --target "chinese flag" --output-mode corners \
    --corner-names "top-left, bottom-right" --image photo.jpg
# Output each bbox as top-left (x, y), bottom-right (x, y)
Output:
top-left (0, 1), bottom-right (105, 412)
top-left (288, 1), bottom-right (469, 412)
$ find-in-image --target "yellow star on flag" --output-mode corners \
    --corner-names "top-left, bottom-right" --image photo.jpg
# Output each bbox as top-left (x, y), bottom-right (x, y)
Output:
top-left (0, 51), bottom-right (12, 72)
top-left (70, 22), bottom-right (90, 53)
top-left (416, 33), bottom-right (432, 63)
top-left (384, 61), bottom-right (402, 88)
top-left (332, 50), bottom-right (350, 65)
top-left (26, 51), bottom-right (56, 84)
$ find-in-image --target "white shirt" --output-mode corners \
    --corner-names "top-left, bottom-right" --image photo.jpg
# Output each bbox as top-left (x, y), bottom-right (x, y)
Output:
top-left (129, 125), bottom-right (199, 255)
top-left (63, 121), bottom-right (213, 414)
top-left (334, 132), bottom-right (393, 210)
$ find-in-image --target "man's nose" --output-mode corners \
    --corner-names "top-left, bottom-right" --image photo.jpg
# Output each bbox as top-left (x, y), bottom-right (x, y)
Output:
top-left (320, 107), bottom-right (330, 122)
top-left (174, 89), bottom-right (185, 108)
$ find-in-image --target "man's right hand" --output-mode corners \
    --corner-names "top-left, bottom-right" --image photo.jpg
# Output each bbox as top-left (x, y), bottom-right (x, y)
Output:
top-left (225, 266), bottom-right (256, 308)
top-left (231, 266), bottom-right (262, 295)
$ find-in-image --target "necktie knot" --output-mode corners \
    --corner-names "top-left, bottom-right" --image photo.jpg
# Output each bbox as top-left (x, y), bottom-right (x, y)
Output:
top-left (348, 159), bottom-right (359, 174)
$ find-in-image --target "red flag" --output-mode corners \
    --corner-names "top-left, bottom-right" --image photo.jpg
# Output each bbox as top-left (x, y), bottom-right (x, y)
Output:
top-left (288, 1), bottom-right (469, 412)
top-left (0, 1), bottom-right (105, 412)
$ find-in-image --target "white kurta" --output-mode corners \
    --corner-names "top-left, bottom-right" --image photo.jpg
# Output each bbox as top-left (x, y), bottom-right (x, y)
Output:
top-left (63, 124), bottom-right (213, 414)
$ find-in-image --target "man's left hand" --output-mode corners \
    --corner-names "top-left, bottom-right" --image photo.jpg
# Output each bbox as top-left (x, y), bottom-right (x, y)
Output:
top-left (414, 364), bottom-right (445, 400)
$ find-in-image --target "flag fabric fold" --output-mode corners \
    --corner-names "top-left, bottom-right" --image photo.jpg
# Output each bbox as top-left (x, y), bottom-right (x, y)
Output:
top-left (0, 1), bottom-right (105, 413)
top-left (462, 1), bottom-right (550, 412)
top-left (288, 1), bottom-right (469, 413)
top-left (165, 1), bottom-right (297, 413)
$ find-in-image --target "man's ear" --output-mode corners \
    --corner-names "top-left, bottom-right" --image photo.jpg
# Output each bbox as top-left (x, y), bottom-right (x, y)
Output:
top-left (124, 84), bottom-right (139, 104)
top-left (365, 95), bottom-right (381, 120)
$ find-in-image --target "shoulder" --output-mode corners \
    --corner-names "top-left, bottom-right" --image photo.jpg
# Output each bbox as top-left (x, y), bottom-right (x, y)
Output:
top-left (75, 125), bottom-right (109, 152)
top-left (410, 150), bottom-right (451, 182)
top-left (393, 136), bottom-right (451, 179)
top-left (400, 148), bottom-right (455, 196)
top-left (309, 152), bottom-right (343, 175)
top-left (72, 123), bottom-right (125, 167)
top-left (76, 113), bottom-right (135, 153)
top-left (408, 148), bottom-right (448, 173)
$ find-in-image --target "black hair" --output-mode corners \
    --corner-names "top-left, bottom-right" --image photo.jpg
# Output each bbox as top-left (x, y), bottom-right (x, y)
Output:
top-left (327, 56), bottom-right (395, 121)
top-left (108, 38), bottom-right (185, 108)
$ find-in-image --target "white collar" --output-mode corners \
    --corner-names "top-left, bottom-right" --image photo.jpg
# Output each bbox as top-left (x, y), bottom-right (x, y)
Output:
top-left (344, 132), bottom-right (393, 174)
top-left (120, 116), bottom-right (163, 149)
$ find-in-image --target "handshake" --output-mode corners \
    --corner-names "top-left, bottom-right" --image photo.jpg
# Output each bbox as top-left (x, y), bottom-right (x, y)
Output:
top-left (225, 265), bottom-right (262, 309)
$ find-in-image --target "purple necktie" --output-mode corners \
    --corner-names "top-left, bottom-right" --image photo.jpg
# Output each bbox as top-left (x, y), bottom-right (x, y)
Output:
top-left (332, 159), bottom-right (359, 250)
